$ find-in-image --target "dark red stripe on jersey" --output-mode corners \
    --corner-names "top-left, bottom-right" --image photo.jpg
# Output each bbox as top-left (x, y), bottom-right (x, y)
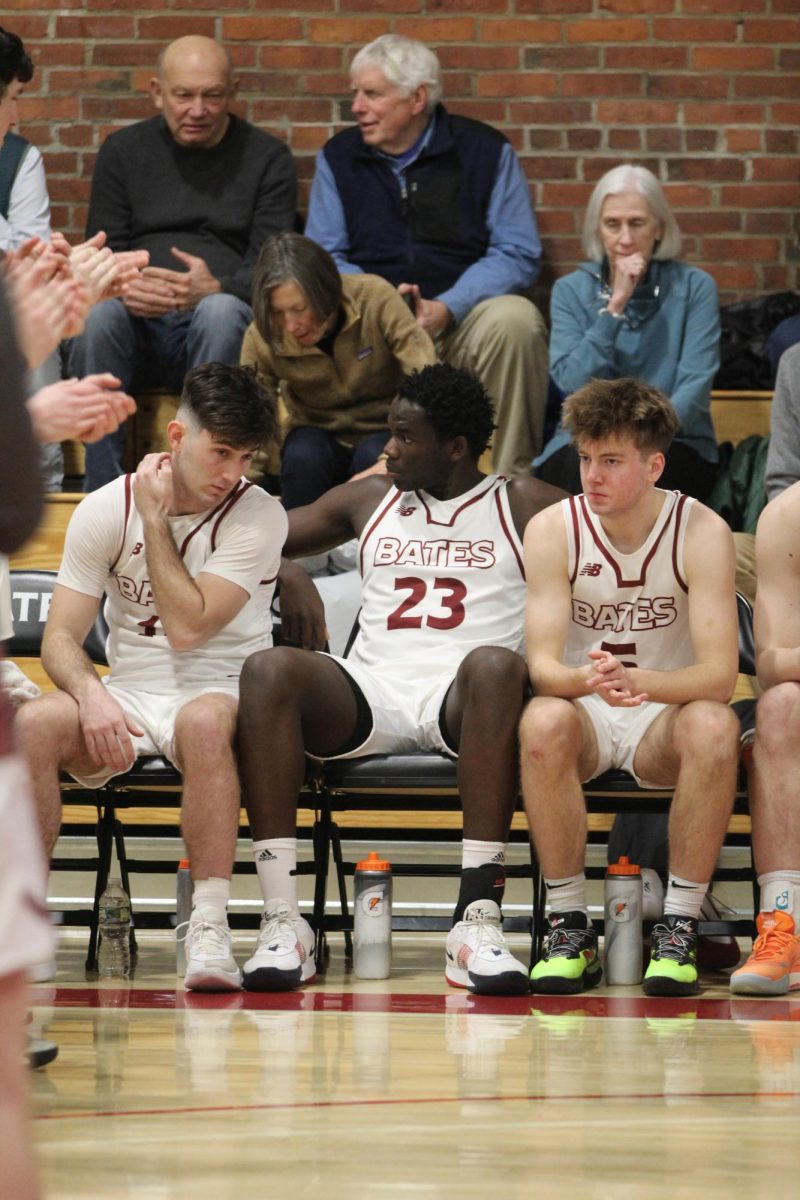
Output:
top-left (359, 486), bottom-right (402, 575)
top-left (416, 477), bottom-right (501, 529)
top-left (178, 479), bottom-right (249, 558)
top-left (493, 486), bottom-right (525, 578)
top-left (210, 480), bottom-right (252, 553)
top-left (109, 474), bottom-right (134, 573)
top-left (671, 492), bottom-right (690, 594)
top-left (578, 490), bottom-right (677, 588)
top-left (567, 496), bottom-right (581, 586)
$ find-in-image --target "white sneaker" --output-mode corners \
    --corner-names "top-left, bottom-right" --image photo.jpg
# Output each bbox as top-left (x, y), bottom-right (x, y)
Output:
top-left (243, 900), bottom-right (316, 992)
top-left (445, 900), bottom-right (530, 996)
top-left (641, 868), bottom-right (665, 921)
top-left (183, 907), bottom-right (242, 992)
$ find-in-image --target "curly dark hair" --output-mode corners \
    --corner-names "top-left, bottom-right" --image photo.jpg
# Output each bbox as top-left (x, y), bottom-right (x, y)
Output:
top-left (398, 363), bottom-right (495, 459)
top-left (178, 362), bottom-right (279, 452)
top-left (562, 376), bottom-right (679, 454)
top-left (0, 27), bottom-right (33, 96)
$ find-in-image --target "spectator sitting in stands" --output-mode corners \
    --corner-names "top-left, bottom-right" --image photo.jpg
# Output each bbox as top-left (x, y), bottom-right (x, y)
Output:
top-left (768, 312), bottom-right (800, 379)
top-left (241, 232), bottom-right (437, 510)
top-left (304, 34), bottom-right (549, 477)
top-left (536, 164), bottom-right (720, 501)
top-left (69, 34), bottom-right (297, 493)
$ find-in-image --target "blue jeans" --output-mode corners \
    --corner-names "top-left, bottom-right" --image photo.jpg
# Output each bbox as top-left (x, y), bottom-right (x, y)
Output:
top-left (70, 293), bottom-right (252, 491)
top-left (280, 426), bottom-right (390, 509)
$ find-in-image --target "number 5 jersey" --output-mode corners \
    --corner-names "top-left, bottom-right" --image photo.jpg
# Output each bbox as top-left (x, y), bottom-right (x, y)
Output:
top-left (349, 474), bottom-right (526, 680)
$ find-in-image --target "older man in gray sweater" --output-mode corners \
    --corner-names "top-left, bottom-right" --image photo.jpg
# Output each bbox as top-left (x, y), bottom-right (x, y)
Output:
top-left (71, 35), bottom-right (296, 490)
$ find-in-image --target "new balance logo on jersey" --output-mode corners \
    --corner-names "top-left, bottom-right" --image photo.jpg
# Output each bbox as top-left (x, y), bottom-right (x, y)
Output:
top-left (131, 542), bottom-right (144, 556)
top-left (579, 562), bottom-right (602, 577)
top-left (396, 504), bottom-right (417, 517)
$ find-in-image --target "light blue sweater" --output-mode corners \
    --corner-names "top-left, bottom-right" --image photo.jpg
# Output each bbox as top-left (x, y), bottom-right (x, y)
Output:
top-left (538, 259), bottom-right (720, 466)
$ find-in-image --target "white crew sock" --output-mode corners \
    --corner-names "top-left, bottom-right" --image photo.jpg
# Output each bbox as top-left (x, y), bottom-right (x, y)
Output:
top-left (253, 837), bottom-right (299, 916)
top-left (664, 874), bottom-right (707, 920)
top-left (544, 872), bottom-right (587, 917)
top-left (758, 870), bottom-right (800, 924)
top-left (461, 838), bottom-right (506, 870)
top-left (191, 877), bottom-right (230, 925)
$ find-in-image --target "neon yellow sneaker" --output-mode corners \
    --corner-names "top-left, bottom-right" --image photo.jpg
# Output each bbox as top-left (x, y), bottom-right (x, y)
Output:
top-left (643, 915), bottom-right (699, 997)
top-left (530, 911), bottom-right (601, 995)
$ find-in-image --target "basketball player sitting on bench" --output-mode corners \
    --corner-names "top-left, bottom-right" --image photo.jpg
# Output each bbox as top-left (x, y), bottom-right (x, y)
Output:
top-left (15, 363), bottom-right (287, 994)
top-left (520, 376), bottom-right (741, 997)
top-left (237, 362), bottom-right (563, 995)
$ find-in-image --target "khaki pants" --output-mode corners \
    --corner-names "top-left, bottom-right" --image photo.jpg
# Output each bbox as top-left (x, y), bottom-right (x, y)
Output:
top-left (438, 295), bottom-right (549, 476)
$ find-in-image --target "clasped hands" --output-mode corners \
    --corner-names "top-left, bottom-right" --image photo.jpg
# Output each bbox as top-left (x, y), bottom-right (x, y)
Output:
top-left (585, 648), bottom-right (648, 707)
top-left (125, 248), bottom-right (220, 319)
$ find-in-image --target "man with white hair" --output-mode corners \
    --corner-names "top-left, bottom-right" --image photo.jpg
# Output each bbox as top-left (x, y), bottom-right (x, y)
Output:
top-left (304, 34), bottom-right (548, 477)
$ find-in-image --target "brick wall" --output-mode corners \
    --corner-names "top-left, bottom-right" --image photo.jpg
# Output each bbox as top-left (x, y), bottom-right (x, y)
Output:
top-left (11, 1), bottom-right (800, 308)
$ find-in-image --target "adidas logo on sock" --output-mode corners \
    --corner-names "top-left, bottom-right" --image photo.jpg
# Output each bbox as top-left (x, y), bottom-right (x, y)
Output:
top-left (257, 850), bottom-right (277, 862)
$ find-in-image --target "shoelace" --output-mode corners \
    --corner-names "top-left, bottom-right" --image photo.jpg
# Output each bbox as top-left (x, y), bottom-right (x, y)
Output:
top-left (471, 914), bottom-right (507, 952)
top-left (259, 909), bottom-right (296, 949)
top-left (651, 920), bottom-right (695, 963)
top-left (749, 926), bottom-right (797, 961)
top-left (544, 927), bottom-right (592, 958)
top-left (187, 919), bottom-right (230, 957)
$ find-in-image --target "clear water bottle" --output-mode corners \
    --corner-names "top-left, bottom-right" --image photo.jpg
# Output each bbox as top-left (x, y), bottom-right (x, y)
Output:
top-left (97, 878), bottom-right (131, 977)
top-left (604, 856), bottom-right (643, 985)
top-left (176, 858), bottom-right (194, 975)
top-left (353, 851), bottom-right (392, 979)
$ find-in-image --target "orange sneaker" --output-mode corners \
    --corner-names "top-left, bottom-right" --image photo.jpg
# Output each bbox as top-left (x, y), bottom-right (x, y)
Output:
top-left (730, 911), bottom-right (800, 996)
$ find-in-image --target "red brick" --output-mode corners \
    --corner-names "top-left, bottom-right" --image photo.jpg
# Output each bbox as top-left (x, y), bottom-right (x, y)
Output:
top-left (567, 128), bottom-right (602, 151)
top-left (685, 130), bottom-right (719, 152)
top-left (735, 75), bottom-right (800, 98)
top-left (646, 75), bottom-right (727, 100)
top-left (527, 129), bottom-right (565, 150)
top-left (481, 19), bottom-right (561, 42)
top-left (691, 46), bottom-right (774, 70)
top-left (585, 157), bottom-right (660, 182)
top-left (563, 74), bottom-right (642, 97)
top-left (645, 128), bottom-right (681, 152)
top-left (662, 183), bottom-right (712, 207)
top-left (707, 265), bottom-right (759, 291)
top-left (31, 45), bottom-right (85, 68)
top-left (601, 0), bottom-right (673, 11)
top-left (568, 18), bottom-right (648, 42)
top-left (684, 102), bottom-right (764, 124)
top-left (605, 46), bottom-right (688, 69)
top-left (509, 101), bottom-right (592, 124)
top-left (82, 97), bottom-right (147, 120)
top-left (721, 184), bottom-right (799, 207)
top-left (752, 158), bottom-right (800, 182)
top-left (343, 0), bottom-right (420, 10)
top-left (743, 18), bottom-right (800, 40)
top-left (251, 99), bottom-right (334, 123)
top-left (305, 18), bottom-right (388, 45)
top-left (448, 101), bottom-right (507, 123)
top-left (477, 75), bottom-right (557, 98)
top-left (771, 103), bottom-right (800, 124)
top-left (439, 46), bottom-right (518, 70)
top-left (55, 16), bottom-right (135, 37)
top-left (766, 129), bottom-right (799, 154)
top-left (703, 237), bottom-right (780, 260)
top-left (439, 72), bottom-right (474, 99)
top-left (224, 17), bottom-right (305, 41)
top-left (779, 50), bottom-right (800, 70)
top-left (5, 16), bottom-right (49, 38)
top-left (745, 213), bottom-right (793, 235)
top-left (537, 210), bottom-right (576, 234)
top-left (597, 100), bottom-right (677, 123)
top-left (54, 124), bottom-right (96, 148)
top-left (652, 17), bottom-right (737, 40)
top-left (258, 47), bottom-right (342, 71)
top-left (667, 158), bottom-right (745, 182)
top-left (682, 0), bottom-right (766, 11)
top-left (396, 17), bottom-right (477, 41)
top-left (540, 182), bottom-right (594, 207)
top-left (91, 43), bottom-right (165, 67)
top-left (530, 47), bottom-right (600, 70)
top-left (725, 129), bottom-right (763, 153)
top-left (137, 16), bottom-right (216, 39)
top-left (49, 176), bottom-right (91, 203)
top-left (48, 70), bottom-right (130, 92)
top-left (609, 129), bottom-right (642, 151)
top-left (679, 212), bottom-right (742, 234)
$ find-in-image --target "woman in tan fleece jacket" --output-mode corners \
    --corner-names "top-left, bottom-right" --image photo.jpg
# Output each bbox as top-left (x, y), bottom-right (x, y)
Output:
top-left (241, 232), bottom-right (436, 507)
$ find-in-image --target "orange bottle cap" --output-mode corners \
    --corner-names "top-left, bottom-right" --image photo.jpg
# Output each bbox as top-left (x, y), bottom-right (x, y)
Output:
top-left (356, 850), bottom-right (391, 871)
top-left (178, 858), bottom-right (191, 869)
top-left (607, 855), bottom-right (640, 875)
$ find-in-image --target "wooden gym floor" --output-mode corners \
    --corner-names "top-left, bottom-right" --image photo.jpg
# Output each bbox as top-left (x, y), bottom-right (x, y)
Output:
top-left (29, 921), bottom-right (800, 1200)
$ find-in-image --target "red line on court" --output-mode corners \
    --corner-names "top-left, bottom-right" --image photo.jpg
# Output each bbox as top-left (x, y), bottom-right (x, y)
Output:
top-left (37, 1087), bottom-right (800, 1123)
top-left (28, 986), bottom-right (800, 1022)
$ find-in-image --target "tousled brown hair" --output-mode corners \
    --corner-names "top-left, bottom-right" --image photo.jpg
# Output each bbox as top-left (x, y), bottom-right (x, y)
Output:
top-left (562, 377), bottom-right (679, 455)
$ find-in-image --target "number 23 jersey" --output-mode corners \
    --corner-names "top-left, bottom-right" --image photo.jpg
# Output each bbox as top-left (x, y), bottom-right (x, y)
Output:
top-left (350, 474), bottom-right (526, 679)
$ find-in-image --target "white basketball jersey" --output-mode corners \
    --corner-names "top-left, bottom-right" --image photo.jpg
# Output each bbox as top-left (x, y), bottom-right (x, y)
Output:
top-left (350, 474), bottom-right (526, 679)
top-left (563, 489), bottom-right (695, 671)
top-left (58, 474), bottom-right (287, 693)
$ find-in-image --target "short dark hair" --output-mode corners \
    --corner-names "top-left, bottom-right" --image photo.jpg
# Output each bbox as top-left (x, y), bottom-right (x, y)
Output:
top-left (177, 363), bottom-right (279, 451)
top-left (251, 232), bottom-right (342, 346)
top-left (0, 27), bottom-right (33, 97)
top-left (398, 363), bottom-right (495, 459)
top-left (562, 376), bottom-right (679, 454)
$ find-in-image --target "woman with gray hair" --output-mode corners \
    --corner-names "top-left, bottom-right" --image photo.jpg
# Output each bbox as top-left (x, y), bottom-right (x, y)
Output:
top-left (535, 164), bottom-right (720, 498)
top-left (241, 232), bottom-right (436, 508)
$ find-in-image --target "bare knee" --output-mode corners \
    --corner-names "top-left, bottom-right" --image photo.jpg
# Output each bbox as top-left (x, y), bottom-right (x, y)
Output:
top-left (457, 646), bottom-right (529, 707)
top-left (14, 693), bottom-right (80, 766)
top-left (519, 696), bottom-right (581, 761)
top-left (674, 700), bottom-right (740, 765)
top-left (174, 693), bottom-right (236, 759)
top-left (755, 683), bottom-right (800, 755)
